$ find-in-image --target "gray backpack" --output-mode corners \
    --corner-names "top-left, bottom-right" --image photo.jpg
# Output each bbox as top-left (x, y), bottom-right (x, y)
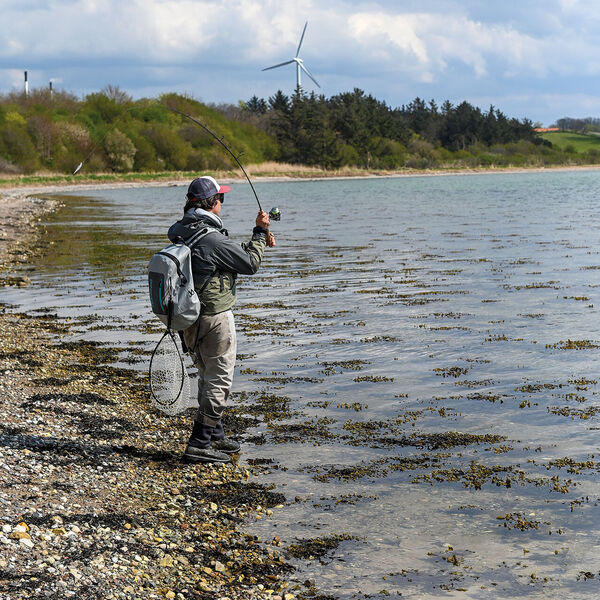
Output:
top-left (148, 228), bottom-right (213, 331)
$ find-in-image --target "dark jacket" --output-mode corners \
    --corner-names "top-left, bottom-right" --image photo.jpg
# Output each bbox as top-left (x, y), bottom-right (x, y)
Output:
top-left (168, 211), bottom-right (267, 315)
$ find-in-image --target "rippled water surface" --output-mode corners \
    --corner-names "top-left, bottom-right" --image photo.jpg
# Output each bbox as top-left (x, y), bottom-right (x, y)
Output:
top-left (5, 171), bottom-right (600, 599)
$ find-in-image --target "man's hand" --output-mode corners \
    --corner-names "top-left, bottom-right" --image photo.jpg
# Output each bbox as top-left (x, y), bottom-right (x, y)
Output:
top-left (266, 232), bottom-right (276, 247)
top-left (256, 210), bottom-right (270, 229)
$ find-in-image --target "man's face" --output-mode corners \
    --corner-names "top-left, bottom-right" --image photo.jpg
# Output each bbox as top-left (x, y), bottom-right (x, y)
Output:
top-left (212, 194), bottom-right (223, 216)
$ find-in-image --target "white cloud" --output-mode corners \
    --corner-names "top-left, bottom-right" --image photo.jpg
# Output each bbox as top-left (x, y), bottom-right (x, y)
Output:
top-left (347, 11), bottom-right (549, 80)
top-left (0, 0), bottom-right (593, 78)
top-left (1, 0), bottom-right (600, 124)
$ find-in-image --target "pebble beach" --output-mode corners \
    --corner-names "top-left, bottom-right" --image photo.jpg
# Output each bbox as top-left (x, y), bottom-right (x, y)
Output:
top-left (0, 190), bottom-right (300, 600)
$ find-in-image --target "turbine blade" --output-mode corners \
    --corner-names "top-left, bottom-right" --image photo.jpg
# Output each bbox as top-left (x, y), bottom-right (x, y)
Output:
top-left (299, 62), bottom-right (320, 88)
top-left (262, 60), bottom-right (295, 71)
top-left (296, 21), bottom-right (308, 57)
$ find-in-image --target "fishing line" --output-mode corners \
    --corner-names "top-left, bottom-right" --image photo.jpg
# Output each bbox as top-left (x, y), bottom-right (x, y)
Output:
top-left (72, 100), bottom-right (281, 221)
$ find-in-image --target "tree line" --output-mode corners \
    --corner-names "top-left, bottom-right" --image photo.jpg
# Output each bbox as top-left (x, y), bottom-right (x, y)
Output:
top-left (0, 85), bottom-right (596, 175)
top-left (242, 89), bottom-right (549, 168)
top-left (554, 117), bottom-right (600, 133)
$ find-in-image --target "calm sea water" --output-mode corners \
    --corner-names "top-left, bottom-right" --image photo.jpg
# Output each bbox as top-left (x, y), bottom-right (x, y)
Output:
top-left (4, 171), bottom-right (600, 599)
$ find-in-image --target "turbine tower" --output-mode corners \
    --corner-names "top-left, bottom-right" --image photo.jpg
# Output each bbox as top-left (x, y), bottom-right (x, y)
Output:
top-left (262, 22), bottom-right (320, 93)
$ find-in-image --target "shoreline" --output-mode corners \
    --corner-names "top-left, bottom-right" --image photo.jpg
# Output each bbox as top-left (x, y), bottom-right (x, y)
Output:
top-left (1, 163), bottom-right (600, 198)
top-left (0, 192), bottom-right (60, 287)
top-left (0, 185), bottom-right (298, 597)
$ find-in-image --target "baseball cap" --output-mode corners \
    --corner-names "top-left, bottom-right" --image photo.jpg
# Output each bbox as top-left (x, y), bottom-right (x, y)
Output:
top-left (187, 176), bottom-right (231, 200)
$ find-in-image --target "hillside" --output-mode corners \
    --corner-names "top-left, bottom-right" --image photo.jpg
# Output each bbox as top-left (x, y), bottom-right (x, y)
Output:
top-left (1, 86), bottom-right (600, 176)
top-left (0, 91), bottom-right (277, 175)
top-left (539, 130), bottom-right (600, 154)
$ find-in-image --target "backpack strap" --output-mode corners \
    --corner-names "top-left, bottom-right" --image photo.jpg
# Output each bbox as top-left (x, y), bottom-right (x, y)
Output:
top-left (189, 268), bottom-right (217, 354)
top-left (184, 227), bottom-right (214, 249)
top-left (182, 227), bottom-right (218, 354)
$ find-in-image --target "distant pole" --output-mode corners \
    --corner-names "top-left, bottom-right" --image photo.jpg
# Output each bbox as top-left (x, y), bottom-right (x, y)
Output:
top-left (24, 70), bottom-right (28, 96)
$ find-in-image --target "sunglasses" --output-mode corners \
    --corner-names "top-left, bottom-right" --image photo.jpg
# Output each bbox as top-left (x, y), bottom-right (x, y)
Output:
top-left (217, 193), bottom-right (225, 204)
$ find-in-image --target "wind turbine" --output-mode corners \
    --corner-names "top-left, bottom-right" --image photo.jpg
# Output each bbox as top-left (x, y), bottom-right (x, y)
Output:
top-left (262, 22), bottom-right (320, 93)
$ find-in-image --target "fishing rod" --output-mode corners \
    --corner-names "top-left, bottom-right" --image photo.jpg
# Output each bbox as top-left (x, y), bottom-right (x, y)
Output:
top-left (164, 105), bottom-right (264, 211)
top-left (165, 104), bottom-right (281, 223)
top-left (72, 102), bottom-right (281, 222)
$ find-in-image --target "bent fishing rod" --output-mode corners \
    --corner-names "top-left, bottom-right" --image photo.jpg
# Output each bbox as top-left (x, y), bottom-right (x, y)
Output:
top-left (72, 103), bottom-right (281, 222)
top-left (164, 105), bottom-right (265, 212)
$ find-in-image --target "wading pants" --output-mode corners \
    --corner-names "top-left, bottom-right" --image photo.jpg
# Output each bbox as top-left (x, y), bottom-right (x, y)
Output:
top-left (183, 310), bottom-right (237, 427)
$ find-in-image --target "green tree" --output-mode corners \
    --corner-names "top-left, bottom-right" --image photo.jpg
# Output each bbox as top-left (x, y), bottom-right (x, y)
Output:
top-left (244, 95), bottom-right (268, 115)
top-left (0, 122), bottom-right (39, 172)
top-left (144, 123), bottom-right (191, 170)
top-left (268, 91), bottom-right (290, 114)
top-left (104, 129), bottom-right (136, 172)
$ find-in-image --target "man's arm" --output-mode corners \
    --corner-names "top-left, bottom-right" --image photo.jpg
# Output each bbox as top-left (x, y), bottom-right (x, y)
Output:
top-left (211, 211), bottom-right (272, 275)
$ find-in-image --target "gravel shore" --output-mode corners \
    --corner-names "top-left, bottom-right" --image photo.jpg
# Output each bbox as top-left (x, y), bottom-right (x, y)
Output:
top-left (0, 193), bottom-right (299, 599)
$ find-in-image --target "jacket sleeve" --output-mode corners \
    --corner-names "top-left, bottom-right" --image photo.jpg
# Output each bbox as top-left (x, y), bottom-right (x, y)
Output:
top-left (211, 227), bottom-right (267, 275)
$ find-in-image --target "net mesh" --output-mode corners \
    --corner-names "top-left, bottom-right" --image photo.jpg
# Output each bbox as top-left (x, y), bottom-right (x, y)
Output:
top-left (149, 331), bottom-right (191, 416)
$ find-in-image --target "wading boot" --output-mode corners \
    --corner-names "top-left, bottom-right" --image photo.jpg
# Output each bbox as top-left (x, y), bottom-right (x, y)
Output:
top-left (183, 421), bottom-right (230, 464)
top-left (210, 420), bottom-right (241, 454)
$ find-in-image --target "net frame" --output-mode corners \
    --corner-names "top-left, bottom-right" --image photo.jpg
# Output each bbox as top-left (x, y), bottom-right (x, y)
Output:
top-left (149, 329), bottom-right (191, 416)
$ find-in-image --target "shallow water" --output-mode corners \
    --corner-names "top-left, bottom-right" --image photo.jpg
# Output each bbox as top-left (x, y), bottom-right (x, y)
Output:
top-left (4, 171), bottom-right (600, 599)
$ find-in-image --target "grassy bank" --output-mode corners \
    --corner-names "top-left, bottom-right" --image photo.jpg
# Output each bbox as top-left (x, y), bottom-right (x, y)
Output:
top-left (539, 130), bottom-right (600, 153)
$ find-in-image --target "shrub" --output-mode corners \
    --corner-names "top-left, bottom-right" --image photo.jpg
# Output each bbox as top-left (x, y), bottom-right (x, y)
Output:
top-left (477, 153), bottom-right (495, 166)
top-left (56, 122), bottom-right (91, 153)
top-left (337, 143), bottom-right (360, 166)
top-left (104, 129), bottom-right (136, 172)
top-left (0, 156), bottom-right (20, 174)
top-left (130, 133), bottom-right (158, 171)
top-left (369, 137), bottom-right (406, 168)
top-left (0, 122), bottom-right (40, 173)
top-left (586, 148), bottom-right (600, 163)
top-left (5, 111), bottom-right (27, 127)
top-left (144, 123), bottom-right (191, 170)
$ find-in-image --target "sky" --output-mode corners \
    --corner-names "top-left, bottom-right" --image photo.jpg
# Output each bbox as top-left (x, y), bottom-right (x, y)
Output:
top-left (1, 0), bottom-right (599, 125)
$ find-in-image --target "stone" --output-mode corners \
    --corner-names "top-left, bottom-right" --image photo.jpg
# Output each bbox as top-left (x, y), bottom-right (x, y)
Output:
top-left (214, 560), bottom-right (226, 573)
top-left (159, 555), bottom-right (174, 567)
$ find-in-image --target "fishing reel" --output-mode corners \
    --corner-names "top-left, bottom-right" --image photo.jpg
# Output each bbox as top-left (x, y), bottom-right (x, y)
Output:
top-left (269, 207), bottom-right (281, 221)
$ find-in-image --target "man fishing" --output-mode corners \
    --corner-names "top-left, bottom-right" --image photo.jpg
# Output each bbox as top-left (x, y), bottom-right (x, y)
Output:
top-left (168, 175), bottom-right (275, 464)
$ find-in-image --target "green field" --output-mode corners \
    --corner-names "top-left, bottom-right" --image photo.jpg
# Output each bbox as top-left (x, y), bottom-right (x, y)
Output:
top-left (540, 131), bottom-right (600, 152)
